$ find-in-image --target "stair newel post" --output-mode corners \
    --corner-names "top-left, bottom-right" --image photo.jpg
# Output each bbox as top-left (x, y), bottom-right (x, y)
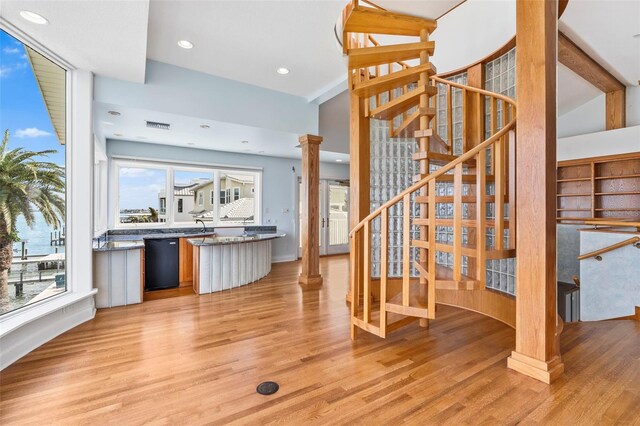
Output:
top-left (380, 207), bottom-right (389, 337)
top-left (461, 89), bottom-right (468, 154)
top-left (476, 149), bottom-right (487, 287)
top-left (427, 179), bottom-right (437, 318)
top-left (402, 194), bottom-right (411, 307)
top-left (508, 129), bottom-right (517, 250)
top-left (495, 134), bottom-right (505, 250)
top-left (417, 28), bottom-right (431, 327)
top-left (453, 164), bottom-right (463, 281)
top-left (363, 220), bottom-right (371, 323)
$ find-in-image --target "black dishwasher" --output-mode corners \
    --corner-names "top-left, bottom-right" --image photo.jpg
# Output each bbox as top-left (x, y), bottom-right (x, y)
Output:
top-left (145, 238), bottom-right (179, 291)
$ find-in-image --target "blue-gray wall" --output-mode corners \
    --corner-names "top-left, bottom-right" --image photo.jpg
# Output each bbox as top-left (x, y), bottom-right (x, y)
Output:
top-left (95, 60), bottom-right (319, 136)
top-left (107, 140), bottom-right (349, 262)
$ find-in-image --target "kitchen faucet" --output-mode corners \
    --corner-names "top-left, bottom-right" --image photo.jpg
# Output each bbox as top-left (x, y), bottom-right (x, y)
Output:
top-left (196, 219), bottom-right (206, 233)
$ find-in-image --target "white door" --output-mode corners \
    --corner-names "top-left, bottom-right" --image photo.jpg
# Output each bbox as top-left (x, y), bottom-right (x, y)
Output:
top-left (298, 179), bottom-right (350, 257)
top-left (325, 181), bottom-right (350, 255)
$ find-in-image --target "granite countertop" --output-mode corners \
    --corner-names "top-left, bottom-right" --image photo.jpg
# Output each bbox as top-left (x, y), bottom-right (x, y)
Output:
top-left (93, 232), bottom-right (215, 251)
top-left (187, 233), bottom-right (286, 246)
top-left (93, 226), bottom-right (279, 252)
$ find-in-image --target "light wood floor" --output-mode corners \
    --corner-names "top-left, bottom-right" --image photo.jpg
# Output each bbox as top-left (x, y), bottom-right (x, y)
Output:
top-left (1, 255), bottom-right (639, 425)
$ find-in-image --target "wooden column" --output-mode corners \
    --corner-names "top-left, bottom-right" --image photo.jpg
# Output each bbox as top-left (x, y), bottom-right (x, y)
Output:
top-left (507, 0), bottom-right (564, 384)
top-left (348, 93), bottom-right (370, 301)
top-left (299, 134), bottom-right (323, 286)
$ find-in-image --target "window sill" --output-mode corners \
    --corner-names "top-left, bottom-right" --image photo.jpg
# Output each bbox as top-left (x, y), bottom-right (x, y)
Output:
top-left (0, 289), bottom-right (97, 338)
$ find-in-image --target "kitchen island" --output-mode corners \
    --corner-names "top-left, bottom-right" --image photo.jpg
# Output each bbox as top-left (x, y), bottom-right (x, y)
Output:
top-left (188, 233), bottom-right (285, 294)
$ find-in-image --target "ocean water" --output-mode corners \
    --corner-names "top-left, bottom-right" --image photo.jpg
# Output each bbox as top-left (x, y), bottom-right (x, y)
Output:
top-left (12, 213), bottom-right (65, 257)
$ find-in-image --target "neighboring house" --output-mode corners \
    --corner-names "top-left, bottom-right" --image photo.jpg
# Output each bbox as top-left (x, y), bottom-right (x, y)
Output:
top-left (157, 182), bottom-right (199, 223)
top-left (191, 174), bottom-right (255, 222)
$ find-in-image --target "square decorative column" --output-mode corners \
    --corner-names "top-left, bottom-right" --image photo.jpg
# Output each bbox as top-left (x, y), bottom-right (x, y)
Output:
top-left (507, 0), bottom-right (564, 384)
top-left (299, 134), bottom-right (323, 286)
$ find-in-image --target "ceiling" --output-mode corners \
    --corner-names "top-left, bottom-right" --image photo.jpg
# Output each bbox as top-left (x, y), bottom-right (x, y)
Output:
top-left (0, 0), bottom-right (149, 83)
top-left (94, 102), bottom-right (350, 163)
top-left (146, 0), bottom-right (461, 100)
top-left (2, 0), bottom-right (637, 160)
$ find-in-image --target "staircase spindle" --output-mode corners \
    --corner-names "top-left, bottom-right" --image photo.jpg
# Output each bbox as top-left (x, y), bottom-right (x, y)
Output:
top-left (447, 85), bottom-right (453, 152)
top-left (403, 194), bottom-right (411, 306)
top-left (508, 129), bottom-right (517, 250)
top-left (462, 88), bottom-right (468, 154)
top-left (495, 134), bottom-right (505, 250)
top-left (428, 179), bottom-right (436, 318)
top-left (380, 207), bottom-right (388, 336)
top-left (476, 149), bottom-right (487, 287)
top-left (349, 230), bottom-right (359, 339)
top-left (453, 163), bottom-right (463, 280)
top-left (363, 220), bottom-right (371, 322)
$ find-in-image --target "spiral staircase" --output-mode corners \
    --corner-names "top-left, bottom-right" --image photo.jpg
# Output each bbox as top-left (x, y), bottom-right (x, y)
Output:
top-left (342, 0), bottom-right (519, 339)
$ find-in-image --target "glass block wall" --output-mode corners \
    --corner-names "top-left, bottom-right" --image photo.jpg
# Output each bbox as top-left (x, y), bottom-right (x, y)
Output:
top-left (370, 89), bottom-right (419, 277)
top-left (484, 47), bottom-right (516, 296)
top-left (436, 73), bottom-right (468, 155)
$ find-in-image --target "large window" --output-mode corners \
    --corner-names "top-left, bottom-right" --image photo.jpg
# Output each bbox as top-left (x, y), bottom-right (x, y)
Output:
top-left (0, 29), bottom-right (67, 315)
top-left (118, 167), bottom-right (167, 224)
top-left (114, 161), bottom-right (261, 227)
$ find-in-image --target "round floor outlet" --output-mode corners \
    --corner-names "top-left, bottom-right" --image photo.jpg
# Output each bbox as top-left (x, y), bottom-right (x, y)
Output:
top-left (256, 381), bottom-right (279, 395)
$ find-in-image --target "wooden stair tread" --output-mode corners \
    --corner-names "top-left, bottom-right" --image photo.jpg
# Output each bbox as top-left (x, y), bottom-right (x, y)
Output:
top-left (344, 5), bottom-right (437, 37)
top-left (369, 85), bottom-right (436, 120)
top-left (391, 108), bottom-right (436, 139)
top-left (385, 281), bottom-right (429, 318)
top-left (413, 218), bottom-right (510, 227)
top-left (412, 151), bottom-right (476, 166)
top-left (412, 174), bottom-right (495, 183)
top-left (348, 41), bottom-right (435, 69)
top-left (410, 240), bottom-right (515, 260)
top-left (352, 63), bottom-right (437, 98)
top-left (414, 195), bottom-right (510, 204)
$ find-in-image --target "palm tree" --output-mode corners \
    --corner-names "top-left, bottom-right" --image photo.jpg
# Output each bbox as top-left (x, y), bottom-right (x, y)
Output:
top-left (0, 130), bottom-right (65, 310)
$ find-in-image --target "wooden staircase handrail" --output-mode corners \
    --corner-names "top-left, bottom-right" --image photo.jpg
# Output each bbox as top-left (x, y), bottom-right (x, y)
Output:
top-left (577, 236), bottom-right (640, 261)
top-left (349, 79), bottom-right (517, 237)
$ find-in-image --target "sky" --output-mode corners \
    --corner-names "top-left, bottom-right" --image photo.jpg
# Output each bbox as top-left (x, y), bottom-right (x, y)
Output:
top-left (0, 29), bottom-right (65, 166)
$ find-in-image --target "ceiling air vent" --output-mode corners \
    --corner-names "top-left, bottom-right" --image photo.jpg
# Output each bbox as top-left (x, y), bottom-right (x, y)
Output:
top-left (146, 121), bottom-right (171, 130)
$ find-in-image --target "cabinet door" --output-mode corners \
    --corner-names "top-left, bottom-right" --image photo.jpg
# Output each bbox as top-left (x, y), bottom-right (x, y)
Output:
top-left (126, 249), bottom-right (142, 305)
top-left (110, 251), bottom-right (127, 307)
top-left (179, 238), bottom-right (193, 285)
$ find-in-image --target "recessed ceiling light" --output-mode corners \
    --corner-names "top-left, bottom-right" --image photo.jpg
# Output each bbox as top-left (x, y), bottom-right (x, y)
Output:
top-left (335, 159), bottom-right (343, 162)
top-left (276, 67), bottom-right (290, 75)
top-left (20, 11), bottom-right (48, 25)
top-left (113, 133), bottom-right (123, 137)
top-left (258, 150), bottom-right (265, 154)
top-left (241, 140), bottom-right (249, 144)
top-left (177, 40), bottom-right (194, 49)
top-left (187, 142), bottom-right (195, 146)
top-left (107, 111), bottom-right (121, 116)
top-left (200, 124), bottom-right (210, 129)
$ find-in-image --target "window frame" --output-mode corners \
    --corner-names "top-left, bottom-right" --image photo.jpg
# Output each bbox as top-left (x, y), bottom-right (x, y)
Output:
top-left (233, 187), bottom-right (240, 201)
top-left (0, 22), bottom-right (91, 322)
top-left (111, 158), bottom-right (262, 229)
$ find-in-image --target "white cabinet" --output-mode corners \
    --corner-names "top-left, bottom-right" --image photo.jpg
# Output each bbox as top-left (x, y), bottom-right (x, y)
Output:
top-left (94, 249), bottom-right (143, 308)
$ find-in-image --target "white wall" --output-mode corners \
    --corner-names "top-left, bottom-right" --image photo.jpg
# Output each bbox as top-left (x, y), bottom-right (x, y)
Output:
top-left (106, 140), bottom-right (349, 262)
top-left (557, 125), bottom-right (640, 161)
top-left (94, 60), bottom-right (319, 136)
top-left (627, 86), bottom-right (640, 128)
top-left (557, 94), bottom-right (606, 138)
